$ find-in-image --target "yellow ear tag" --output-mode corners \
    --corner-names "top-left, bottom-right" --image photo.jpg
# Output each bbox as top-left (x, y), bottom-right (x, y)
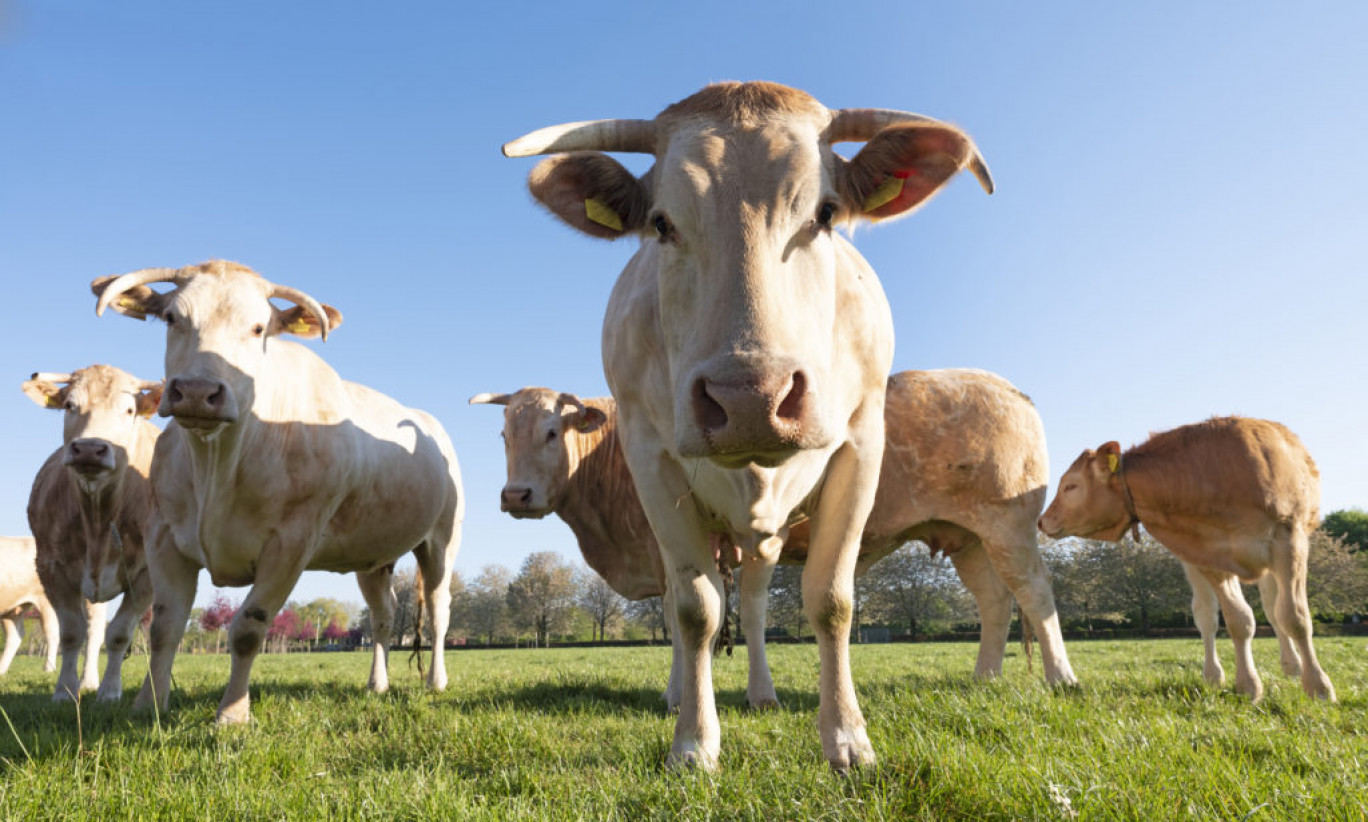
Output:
top-left (585, 197), bottom-right (623, 232)
top-left (1107, 453), bottom-right (1119, 473)
top-left (862, 176), bottom-right (905, 212)
top-left (284, 318), bottom-right (313, 335)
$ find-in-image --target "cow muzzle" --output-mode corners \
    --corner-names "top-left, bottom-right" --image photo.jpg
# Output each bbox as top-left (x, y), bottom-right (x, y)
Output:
top-left (678, 357), bottom-right (831, 467)
top-left (500, 485), bottom-right (550, 519)
top-left (161, 376), bottom-right (239, 429)
top-left (63, 438), bottom-right (116, 477)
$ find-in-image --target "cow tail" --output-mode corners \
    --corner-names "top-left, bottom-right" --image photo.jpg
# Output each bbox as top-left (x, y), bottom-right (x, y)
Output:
top-left (408, 565), bottom-right (426, 678)
top-left (1018, 601), bottom-right (1034, 674)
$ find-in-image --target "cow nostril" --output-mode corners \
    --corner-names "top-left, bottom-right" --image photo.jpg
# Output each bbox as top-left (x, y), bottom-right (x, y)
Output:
top-left (518, 488), bottom-right (532, 504)
top-left (692, 378), bottom-right (728, 432)
top-left (775, 371), bottom-right (806, 423)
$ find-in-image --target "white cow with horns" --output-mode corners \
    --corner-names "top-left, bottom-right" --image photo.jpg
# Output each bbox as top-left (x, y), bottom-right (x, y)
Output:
top-left (93, 260), bottom-right (464, 725)
top-left (503, 81), bottom-right (993, 770)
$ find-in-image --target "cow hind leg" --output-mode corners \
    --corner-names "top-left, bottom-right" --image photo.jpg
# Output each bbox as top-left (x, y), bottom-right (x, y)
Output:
top-left (661, 584), bottom-right (683, 712)
top-left (0, 617), bottom-right (20, 674)
top-left (948, 540), bottom-right (1012, 679)
top-left (981, 536), bottom-right (1078, 687)
top-left (739, 548), bottom-right (780, 709)
top-left (1256, 573), bottom-right (1303, 679)
top-left (1181, 561), bottom-right (1225, 686)
top-left (1272, 528), bottom-right (1334, 701)
top-left (356, 565), bottom-right (397, 695)
top-left (412, 536), bottom-right (457, 693)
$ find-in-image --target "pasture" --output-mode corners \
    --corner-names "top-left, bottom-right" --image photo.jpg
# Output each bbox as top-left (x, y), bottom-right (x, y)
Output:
top-left (0, 638), bottom-right (1364, 820)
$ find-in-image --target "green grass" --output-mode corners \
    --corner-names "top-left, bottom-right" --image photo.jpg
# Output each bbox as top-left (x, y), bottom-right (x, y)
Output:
top-left (0, 637), bottom-right (1365, 820)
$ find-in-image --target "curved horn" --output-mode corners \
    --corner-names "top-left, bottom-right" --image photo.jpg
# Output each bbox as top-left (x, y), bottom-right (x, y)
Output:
top-left (826, 108), bottom-right (995, 195)
top-left (469, 392), bottom-right (513, 406)
top-left (555, 392), bottom-right (586, 415)
top-left (502, 119), bottom-right (657, 158)
top-left (267, 283), bottom-right (332, 342)
top-left (29, 372), bottom-right (74, 384)
top-left (94, 268), bottom-right (183, 317)
top-left (137, 380), bottom-right (164, 392)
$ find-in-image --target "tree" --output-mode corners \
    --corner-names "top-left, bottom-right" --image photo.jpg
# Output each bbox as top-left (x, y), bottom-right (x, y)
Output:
top-left (268, 609), bottom-right (301, 653)
top-left (766, 564), bottom-right (808, 638)
top-left (446, 570), bottom-right (467, 642)
top-left (1076, 532), bottom-right (1190, 630)
top-left (626, 596), bottom-right (668, 642)
top-left (1322, 508), bottom-right (1368, 553)
top-left (860, 544), bottom-right (971, 636)
top-left (462, 565), bottom-right (513, 645)
top-left (576, 569), bottom-right (627, 642)
top-left (294, 598), bottom-right (352, 649)
top-left (199, 592), bottom-right (238, 654)
top-left (1303, 529), bottom-right (1368, 619)
top-left (506, 551), bottom-right (579, 648)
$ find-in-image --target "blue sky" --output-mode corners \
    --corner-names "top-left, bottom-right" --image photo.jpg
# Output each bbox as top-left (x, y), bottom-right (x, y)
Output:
top-left (2, 2), bottom-right (1365, 609)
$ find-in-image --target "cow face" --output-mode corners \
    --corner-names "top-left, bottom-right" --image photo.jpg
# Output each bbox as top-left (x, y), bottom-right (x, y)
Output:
top-left (92, 261), bottom-right (341, 439)
top-left (1038, 442), bottom-right (1131, 541)
top-left (470, 388), bottom-right (607, 518)
top-left (23, 365), bottom-right (161, 485)
top-left (513, 82), bottom-right (987, 468)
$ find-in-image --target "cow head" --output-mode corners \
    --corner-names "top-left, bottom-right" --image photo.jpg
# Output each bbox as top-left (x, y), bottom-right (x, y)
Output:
top-left (505, 81), bottom-right (992, 468)
top-left (92, 260), bottom-right (342, 439)
top-left (22, 365), bottom-right (162, 600)
top-left (470, 388), bottom-right (607, 518)
top-left (1038, 441), bottom-right (1132, 541)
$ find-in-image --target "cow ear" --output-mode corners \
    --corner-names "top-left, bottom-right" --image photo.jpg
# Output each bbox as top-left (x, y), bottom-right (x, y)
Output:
top-left (527, 152), bottom-right (650, 240)
top-left (135, 383), bottom-right (164, 417)
top-left (1096, 441), bottom-right (1122, 474)
top-left (22, 377), bottom-right (66, 409)
top-left (90, 276), bottom-right (165, 321)
top-left (839, 124), bottom-right (977, 222)
top-left (575, 406), bottom-right (607, 434)
top-left (276, 304), bottom-right (344, 338)
top-left (469, 393), bottom-right (513, 407)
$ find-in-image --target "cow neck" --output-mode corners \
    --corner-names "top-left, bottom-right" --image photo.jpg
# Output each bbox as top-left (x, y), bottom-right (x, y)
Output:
top-left (180, 417), bottom-right (250, 544)
top-left (562, 411), bottom-right (646, 548)
top-left (1115, 453), bottom-right (1143, 541)
top-left (71, 469), bottom-right (123, 567)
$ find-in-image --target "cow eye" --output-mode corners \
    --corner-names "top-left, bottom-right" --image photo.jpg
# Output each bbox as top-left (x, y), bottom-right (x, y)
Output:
top-left (63, 400), bottom-right (76, 412)
top-left (251, 323), bottom-right (266, 337)
top-left (816, 201), bottom-right (837, 229)
top-left (125, 406), bottom-right (135, 416)
top-left (652, 214), bottom-right (674, 243)
top-left (163, 312), bottom-right (176, 326)
top-left (546, 429), bottom-right (558, 442)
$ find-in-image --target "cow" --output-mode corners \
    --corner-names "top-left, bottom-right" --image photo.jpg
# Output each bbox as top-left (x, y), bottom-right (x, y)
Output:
top-left (0, 536), bottom-right (60, 675)
top-left (503, 81), bottom-right (994, 770)
top-left (24, 366), bottom-right (159, 701)
top-left (1038, 416), bottom-right (1334, 702)
top-left (93, 260), bottom-right (464, 725)
top-left (473, 370), bottom-right (1076, 713)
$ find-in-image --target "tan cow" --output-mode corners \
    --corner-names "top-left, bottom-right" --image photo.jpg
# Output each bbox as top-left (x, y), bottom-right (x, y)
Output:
top-left (24, 366), bottom-right (159, 701)
top-left (93, 260), bottom-right (464, 725)
top-left (473, 371), bottom-right (1076, 711)
top-left (1039, 416), bottom-right (1334, 702)
top-left (0, 536), bottom-right (59, 675)
top-left (504, 81), bottom-right (993, 770)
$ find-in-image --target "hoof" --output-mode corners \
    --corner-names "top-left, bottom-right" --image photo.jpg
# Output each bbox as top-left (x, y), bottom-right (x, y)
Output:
top-left (666, 747), bottom-right (719, 772)
top-left (824, 727), bottom-right (876, 773)
top-left (748, 697), bottom-right (781, 712)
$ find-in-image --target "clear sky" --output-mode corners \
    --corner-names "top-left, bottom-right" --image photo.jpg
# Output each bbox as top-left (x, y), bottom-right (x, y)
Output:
top-left (2, 2), bottom-right (1365, 610)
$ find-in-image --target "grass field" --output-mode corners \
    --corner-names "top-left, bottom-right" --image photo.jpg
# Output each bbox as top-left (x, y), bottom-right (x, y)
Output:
top-left (0, 637), bottom-right (1364, 820)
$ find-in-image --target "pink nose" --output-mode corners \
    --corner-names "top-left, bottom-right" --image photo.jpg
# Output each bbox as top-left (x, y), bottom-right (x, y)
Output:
top-left (500, 486), bottom-right (532, 510)
top-left (690, 367), bottom-right (809, 462)
top-left (163, 377), bottom-right (233, 420)
top-left (64, 438), bottom-right (114, 472)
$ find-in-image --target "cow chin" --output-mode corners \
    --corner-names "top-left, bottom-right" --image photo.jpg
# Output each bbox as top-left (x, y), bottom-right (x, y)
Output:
top-left (502, 503), bottom-right (553, 520)
top-left (174, 415), bottom-right (234, 438)
top-left (676, 424), bottom-right (833, 469)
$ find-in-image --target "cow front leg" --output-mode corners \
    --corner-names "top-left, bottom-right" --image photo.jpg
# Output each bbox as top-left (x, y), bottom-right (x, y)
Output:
top-left (1182, 562), bottom-right (1225, 686)
top-left (81, 601), bottom-right (106, 692)
top-left (356, 565), bottom-right (397, 694)
top-left (133, 524), bottom-right (198, 715)
top-left (0, 616), bottom-right (21, 674)
top-left (804, 441), bottom-right (880, 772)
top-left (97, 568), bottom-right (153, 702)
top-left (664, 554), bottom-right (726, 770)
top-left (48, 585), bottom-right (90, 702)
top-left (739, 547), bottom-right (780, 709)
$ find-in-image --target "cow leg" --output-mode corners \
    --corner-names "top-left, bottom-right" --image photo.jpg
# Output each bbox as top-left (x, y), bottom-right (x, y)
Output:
top-left (661, 584), bottom-right (683, 712)
top-left (96, 570), bottom-right (152, 702)
top-left (739, 547), bottom-right (780, 709)
top-left (803, 440), bottom-right (880, 772)
top-left (356, 565), bottom-right (397, 694)
top-left (81, 601), bottom-right (107, 692)
top-left (948, 541), bottom-right (1012, 679)
top-left (0, 616), bottom-right (20, 674)
top-left (1204, 571), bottom-right (1262, 701)
top-left (663, 546), bottom-right (726, 770)
top-left (1256, 572), bottom-right (1303, 678)
top-left (413, 537), bottom-right (456, 692)
top-left (37, 597), bottom-right (59, 673)
top-left (1181, 561), bottom-right (1225, 686)
top-left (1271, 528), bottom-right (1334, 701)
top-left (49, 586), bottom-right (90, 702)
top-left (979, 537), bottom-right (1078, 687)
top-left (133, 525), bottom-right (199, 716)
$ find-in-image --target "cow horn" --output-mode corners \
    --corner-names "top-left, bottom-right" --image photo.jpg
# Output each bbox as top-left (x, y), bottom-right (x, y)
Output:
top-left (468, 392), bottom-right (513, 406)
top-left (826, 108), bottom-right (994, 195)
top-left (555, 393), bottom-right (586, 415)
top-left (137, 380), bottom-right (164, 392)
top-left (502, 119), bottom-right (657, 157)
top-left (267, 283), bottom-right (332, 342)
top-left (30, 372), bottom-right (74, 384)
top-left (94, 267), bottom-right (184, 317)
